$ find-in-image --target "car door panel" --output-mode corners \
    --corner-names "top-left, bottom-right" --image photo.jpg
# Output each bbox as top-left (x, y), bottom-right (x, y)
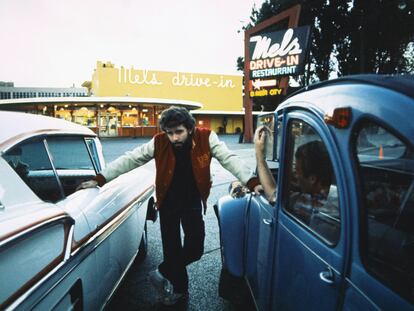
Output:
top-left (245, 194), bottom-right (275, 311)
top-left (69, 166), bottom-right (154, 304)
top-left (343, 267), bottom-right (414, 311)
top-left (272, 215), bottom-right (343, 310)
top-left (58, 188), bottom-right (101, 243)
top-left (29, 257), bottom-right (99, 311)
top-left (270, 112), bottom-right (346, 310)
top-left (342, 267), bottom-right (413, 311)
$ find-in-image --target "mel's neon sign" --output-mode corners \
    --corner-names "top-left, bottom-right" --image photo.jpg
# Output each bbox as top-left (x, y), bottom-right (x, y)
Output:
top-left (117, 68), bottom-right (236, 89)
top-left (249, 26), bottom-right (311, 79)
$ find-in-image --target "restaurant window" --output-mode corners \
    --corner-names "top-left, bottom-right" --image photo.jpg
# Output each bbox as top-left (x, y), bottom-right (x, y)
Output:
top-left (72, 108), bottom-right (96, 127)
top-left (122, 110), bottom-right (138, 127)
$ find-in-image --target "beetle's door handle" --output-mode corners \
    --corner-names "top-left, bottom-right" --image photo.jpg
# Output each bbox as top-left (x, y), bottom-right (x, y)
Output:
top-left (319, 267), bottom-right (334, 284)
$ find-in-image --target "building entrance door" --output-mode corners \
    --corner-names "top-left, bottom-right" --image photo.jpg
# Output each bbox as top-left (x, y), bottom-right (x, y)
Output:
top-left (99, 112), bottom-right (118, 137)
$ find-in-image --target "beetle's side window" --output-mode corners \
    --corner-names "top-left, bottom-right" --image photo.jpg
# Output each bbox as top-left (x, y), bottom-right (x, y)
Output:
top-left (354, 121), bottom-right (414, 302)
top-left (3, 138), bottom-right (63, 202)
top-left (283, 119), bottom-right (340, 245)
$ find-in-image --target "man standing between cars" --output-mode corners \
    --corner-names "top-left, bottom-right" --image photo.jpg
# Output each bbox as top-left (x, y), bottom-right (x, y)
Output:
top-left (78, 106), bottom-right (260, 306)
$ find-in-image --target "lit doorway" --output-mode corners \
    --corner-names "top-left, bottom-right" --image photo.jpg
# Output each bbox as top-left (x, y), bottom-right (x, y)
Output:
top-left (99, 112), bottom-right (118, 137)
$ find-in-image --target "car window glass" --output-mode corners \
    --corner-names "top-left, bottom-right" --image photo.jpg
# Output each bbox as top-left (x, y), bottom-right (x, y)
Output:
top-left (357, 122), bottom-right (406, 160)
top-left (47, 136), bottom-right (94, 170)
top-left (46, 136), bottom-right (97, 197)
top-left (257, 114), bottom-right (275, 161)
top-left (283, 119), bottom-right (340, 245)
top-left (5, 138), bottom-right (50, 170)
top-left (85, 138), bottom-right (101, 172)
top-left (3, 138), bottom-right (63, 202)
top-left (354, 120), bottom-right (414, 303)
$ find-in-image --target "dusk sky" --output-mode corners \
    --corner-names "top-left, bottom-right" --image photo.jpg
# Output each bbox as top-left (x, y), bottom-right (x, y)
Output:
top-left (0, 0), bottom-right (263, 87)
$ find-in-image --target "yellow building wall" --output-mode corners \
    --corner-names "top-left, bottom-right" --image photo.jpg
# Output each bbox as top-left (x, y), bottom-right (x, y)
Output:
top-left (228, 117), bottom-right (243, 133)
top-left (195, 116), bottom-right (243, 134)
top-left (210, 117), bottom-right (223, 133)
top-left (91, 61), bottom-right (243, 112)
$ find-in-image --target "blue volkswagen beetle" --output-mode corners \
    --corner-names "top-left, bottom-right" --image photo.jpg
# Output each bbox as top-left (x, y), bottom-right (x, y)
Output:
top-left (216, 75), bottom-right (414, 310)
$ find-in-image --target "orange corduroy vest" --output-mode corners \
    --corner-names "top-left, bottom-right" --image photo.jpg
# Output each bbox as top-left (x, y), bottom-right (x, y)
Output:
top-left (154, 127), bottom-right (212, 210)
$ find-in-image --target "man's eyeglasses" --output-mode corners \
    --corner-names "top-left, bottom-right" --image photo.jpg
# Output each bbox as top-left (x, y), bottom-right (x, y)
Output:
top-left (165, 129), bottom-right (185, 136)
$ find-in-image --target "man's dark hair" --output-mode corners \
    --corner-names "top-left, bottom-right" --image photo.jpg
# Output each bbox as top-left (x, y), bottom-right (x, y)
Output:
top-left (159, 106), bottom-right (196, 131)
top-left (295, 140), bottom-right (333, 187)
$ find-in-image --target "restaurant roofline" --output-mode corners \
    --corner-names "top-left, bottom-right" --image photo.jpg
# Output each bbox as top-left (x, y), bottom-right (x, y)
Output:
top-left (191, 110), bottom-right (263, 115)
top-left (0, 96), bottom-right (203, 110)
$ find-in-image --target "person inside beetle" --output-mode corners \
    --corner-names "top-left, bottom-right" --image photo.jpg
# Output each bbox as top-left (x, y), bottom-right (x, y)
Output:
top-left (254, 126), bottom-right (338, 223)
top-left (77, 106), bottom-right (260, 306)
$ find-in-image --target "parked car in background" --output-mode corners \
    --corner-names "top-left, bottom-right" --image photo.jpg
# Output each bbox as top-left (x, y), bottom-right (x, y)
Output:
top-left (216, 75), bottom-right (414, 310)
top-left (0, 111), bottom-right (156, 310)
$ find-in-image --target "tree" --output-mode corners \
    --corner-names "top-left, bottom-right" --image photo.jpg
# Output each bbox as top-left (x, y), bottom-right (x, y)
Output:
top-left (337, 0), bottom-right (414, 75)
top-left (403, 42), bottom-right (414, 73)
top-left (241, 0), bottom-right (414, 85)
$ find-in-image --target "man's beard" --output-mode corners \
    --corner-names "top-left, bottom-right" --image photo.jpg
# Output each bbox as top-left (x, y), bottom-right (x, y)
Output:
top-left (173, 142), bottom-right (184, 148)
top-left (172, 137), bottom-right (190, 149)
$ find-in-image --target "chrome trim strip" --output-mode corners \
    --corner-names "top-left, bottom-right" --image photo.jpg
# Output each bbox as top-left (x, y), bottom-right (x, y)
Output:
top-left (64, 224), bottom-right (75, 261)
top-left (345, 277), bottom-right (381, 311)
top-left (83, 138), bottom-right (99, 174)
top-left (245, 277), bottom-right (259, 311)
top-left (0, 214), bottom-right (72, 247)
top-left (1, 130), bottom-right (96, 153)
top-left (42, 138), bottom-right (65, 200)
top-left (71, 186), bottom-right (153, 256)
top-left (91, 200), bottom-right (140, 250)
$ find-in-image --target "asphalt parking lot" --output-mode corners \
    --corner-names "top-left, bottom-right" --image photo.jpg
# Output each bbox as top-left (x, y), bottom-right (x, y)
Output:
top-left (102, 135), bottom-right (256, 311)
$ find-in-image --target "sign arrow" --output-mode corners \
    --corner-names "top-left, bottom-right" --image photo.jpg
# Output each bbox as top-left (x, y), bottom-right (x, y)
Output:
top-left (252, 79), bottom-right (277, 90)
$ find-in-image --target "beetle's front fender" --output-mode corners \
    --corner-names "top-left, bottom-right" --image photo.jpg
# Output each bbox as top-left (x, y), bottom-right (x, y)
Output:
top-left (215, 194), bottom-right (250, 277)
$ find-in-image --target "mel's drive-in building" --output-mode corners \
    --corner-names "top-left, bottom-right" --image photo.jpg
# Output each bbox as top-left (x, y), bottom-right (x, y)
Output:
top-left (0, 61), bottom-right (258, 137)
